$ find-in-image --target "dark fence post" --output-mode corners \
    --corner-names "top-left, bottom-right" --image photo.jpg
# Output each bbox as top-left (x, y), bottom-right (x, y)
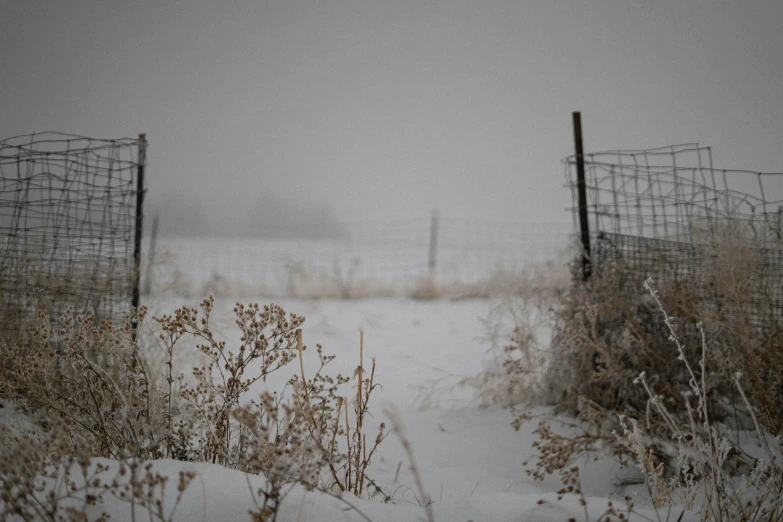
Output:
top-left (428, 209), bottom-right (439, 275)
top-left (572, 112), bottom-right (592, 281)
top-left (132, 133), bottom-right (147, 339)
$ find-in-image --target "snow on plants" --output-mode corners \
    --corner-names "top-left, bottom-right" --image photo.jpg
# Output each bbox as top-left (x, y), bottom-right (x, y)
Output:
top-left (0, 295), bottom-right (737, 521)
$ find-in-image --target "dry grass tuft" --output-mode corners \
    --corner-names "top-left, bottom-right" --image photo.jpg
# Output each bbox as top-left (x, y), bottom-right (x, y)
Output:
top-left (0, 298), bottom-right (386, 521)
top-left (482, 226), bottom-right (783, 520)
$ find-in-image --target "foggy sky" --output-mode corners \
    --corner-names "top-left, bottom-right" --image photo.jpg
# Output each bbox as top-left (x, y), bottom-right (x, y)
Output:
top-left (2, 0), bottom-right (782, 237)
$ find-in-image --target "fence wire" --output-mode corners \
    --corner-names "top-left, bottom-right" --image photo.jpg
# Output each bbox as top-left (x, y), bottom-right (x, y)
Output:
top-left (144, 219), bottom-right (572, 297)
top-left (565, 144), bottom-right (783, 244)
top-left (565, 144), bottom-right (783, 329)
top-left (0, 132), bottom-right (146, 341)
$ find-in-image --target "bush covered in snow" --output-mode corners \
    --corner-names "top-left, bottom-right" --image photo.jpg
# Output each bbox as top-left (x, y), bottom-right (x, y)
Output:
top-left (0, 298), bottom-right (386, 521)
top-left (488, 231), bottom-right (783, 521)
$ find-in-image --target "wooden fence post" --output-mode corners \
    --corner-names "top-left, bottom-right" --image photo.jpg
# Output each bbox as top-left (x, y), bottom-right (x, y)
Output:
top-left (428, 209), bottom-right (439, 275)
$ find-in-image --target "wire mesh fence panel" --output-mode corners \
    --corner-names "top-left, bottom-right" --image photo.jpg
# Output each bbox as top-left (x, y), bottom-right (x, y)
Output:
top-left (565, 144), bottom-right (783, 330)
top-left (592, 232), bottom-right (703, 283)
top-left (0, 132), bottom-right (146, 342)
top-left (565, 144), bottom-right (783, 244)
top-left (143, 219), bottom-right (572, 297)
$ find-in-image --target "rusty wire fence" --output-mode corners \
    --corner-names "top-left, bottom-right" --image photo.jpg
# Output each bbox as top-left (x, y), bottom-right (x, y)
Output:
top-left (0, 132), bottom-right (146, 344)
top-left (565, 143), bottom-right (783, 328)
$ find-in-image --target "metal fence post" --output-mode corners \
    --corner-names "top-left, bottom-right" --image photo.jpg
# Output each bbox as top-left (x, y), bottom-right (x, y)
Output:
top-left (132, 133), bottom-right (147, 339)
top-left (572, 112), bottom-right (592, 281)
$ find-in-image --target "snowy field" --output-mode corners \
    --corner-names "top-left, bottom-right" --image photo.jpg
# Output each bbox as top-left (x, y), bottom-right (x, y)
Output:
top-left (1, 294), bottom-right (689, 521)
top-left (0, 220), bottom-right (719, 522)
top-left (143, 219), bottom-right (572, 297)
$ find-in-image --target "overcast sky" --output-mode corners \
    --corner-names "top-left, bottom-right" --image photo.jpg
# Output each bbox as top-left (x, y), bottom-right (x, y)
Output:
top-left (2, 0), bottom-right (781, 236)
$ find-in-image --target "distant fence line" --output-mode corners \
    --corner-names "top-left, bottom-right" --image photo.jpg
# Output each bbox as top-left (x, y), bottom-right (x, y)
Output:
top-left (565, 143), bottom-right (783, 328)
top-left (144, 218), bottom-right (572, 297)
top-left (0, 132), bottom-right (146, 340)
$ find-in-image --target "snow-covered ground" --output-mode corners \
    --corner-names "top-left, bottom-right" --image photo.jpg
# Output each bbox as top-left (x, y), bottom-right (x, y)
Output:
top-left (144, 223), bottom-right (571, 297)
top-left (2, 296), bottom-right (686, 521)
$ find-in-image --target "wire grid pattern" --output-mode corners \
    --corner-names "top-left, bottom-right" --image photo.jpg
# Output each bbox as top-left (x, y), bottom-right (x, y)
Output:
top-left (0, 132), bottom-right (145, 333)
top-left (565, 144), bottom-right (783, 244)
top-left (145, 219), bottom-right (572, 296)
top-left (565, 144), bottom-right (783, 329)
top-left (593, 232), bottom-right (702, 283)
top-left (593, 232), bottom-right (783, 330)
